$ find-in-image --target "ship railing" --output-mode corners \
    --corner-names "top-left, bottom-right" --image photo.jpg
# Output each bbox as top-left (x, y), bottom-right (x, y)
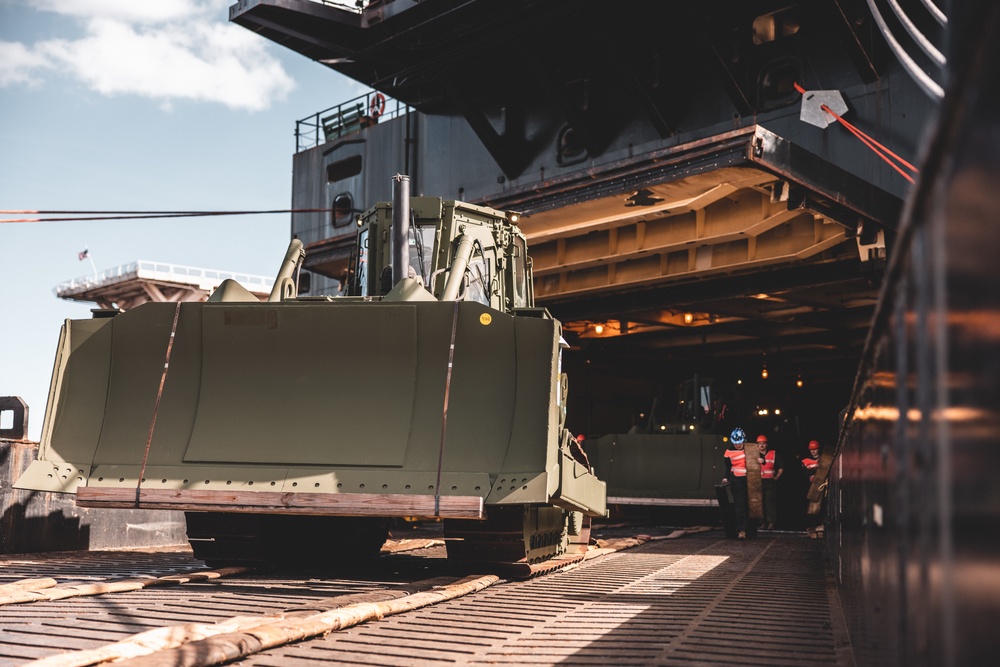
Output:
top-left (310, 1), bottom-right (364, 12)
top-left (55, 261), bottom-right (275, 297)
top-left (296, 90), bottom-right (408, 152)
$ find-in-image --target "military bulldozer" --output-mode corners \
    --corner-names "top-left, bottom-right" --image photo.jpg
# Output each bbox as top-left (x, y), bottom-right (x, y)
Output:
top-left (16, 176), bottom-right (606, 565)
top-left (583, 376), bottom-right (729, 511)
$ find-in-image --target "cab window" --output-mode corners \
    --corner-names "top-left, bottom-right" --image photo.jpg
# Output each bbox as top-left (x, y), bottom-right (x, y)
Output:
top-left (465, 246), bottom-right (494, 306)
top-left (355, 228), bottom-right (370, 296)
top-left (512, 236), bottom-right (528, 307)
top-left (408, 224), bottom-right (436, 288)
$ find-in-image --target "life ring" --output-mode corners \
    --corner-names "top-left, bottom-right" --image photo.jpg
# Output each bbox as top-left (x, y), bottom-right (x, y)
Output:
top-left (369, 93), bottom-right (386, 119)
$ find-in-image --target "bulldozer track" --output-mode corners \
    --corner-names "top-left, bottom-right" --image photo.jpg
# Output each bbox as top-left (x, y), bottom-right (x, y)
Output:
top-left (0, 528), bottom-right (852, 667)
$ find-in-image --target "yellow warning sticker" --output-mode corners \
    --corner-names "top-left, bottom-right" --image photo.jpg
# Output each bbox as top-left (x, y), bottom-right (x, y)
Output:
top-left (480, 313), bottom-right (492, 326)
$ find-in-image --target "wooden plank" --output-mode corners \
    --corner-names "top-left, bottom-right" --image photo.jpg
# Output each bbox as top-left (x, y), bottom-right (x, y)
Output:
top-left (379, 538), bottom-right (444, 554)
top-left (76, 487), bottom-right (485, 520)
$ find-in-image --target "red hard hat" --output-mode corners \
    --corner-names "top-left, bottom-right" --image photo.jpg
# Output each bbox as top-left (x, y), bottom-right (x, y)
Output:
top-left (808, 440), bottom-right (820, 450)
top-left (756, 435), bottom-right (768, 443)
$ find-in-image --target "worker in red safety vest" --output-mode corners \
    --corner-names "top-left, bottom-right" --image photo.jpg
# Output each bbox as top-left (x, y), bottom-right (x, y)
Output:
top-left (757, 434), bottom-right (784, 530)
top-left (802, 440), bottom-right (820, 482)
top-left (802, 439), bottom-right (824, 532)
top-left (722, 427), bottom-right (750, 540)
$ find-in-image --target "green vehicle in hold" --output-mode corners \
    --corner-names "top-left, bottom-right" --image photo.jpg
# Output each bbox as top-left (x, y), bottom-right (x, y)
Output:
top-left (583, 377), bottom-right (728, 511)
top-left (16, 176), bottom-right (607, 565)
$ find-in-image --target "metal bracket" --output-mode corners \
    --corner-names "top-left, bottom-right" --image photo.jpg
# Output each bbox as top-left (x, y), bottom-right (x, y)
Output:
top-left (0, 396), bottom-right (28, 441)
top-left (799, 89), bottom-right (849, 129)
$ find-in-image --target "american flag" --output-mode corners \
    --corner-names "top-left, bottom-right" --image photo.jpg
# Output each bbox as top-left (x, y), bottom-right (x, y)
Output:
top-left (78, 249), bottom-right (88, 261)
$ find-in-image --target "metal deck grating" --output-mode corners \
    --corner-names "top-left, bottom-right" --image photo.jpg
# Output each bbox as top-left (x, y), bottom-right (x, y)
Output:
top-left (253, 533), bottom-right (852, 666)
top-left (0, 532), bottom-right (852, 666)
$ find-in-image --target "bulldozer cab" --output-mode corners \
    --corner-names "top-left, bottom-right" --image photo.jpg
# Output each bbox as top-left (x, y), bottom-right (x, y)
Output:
top-left (350, 197), bottom-right (533, 313)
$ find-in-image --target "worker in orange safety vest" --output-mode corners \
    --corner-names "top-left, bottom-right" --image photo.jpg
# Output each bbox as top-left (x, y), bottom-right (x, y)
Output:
top-left (802, 439), bottom-right (824, 532)
top-left (802, 440), bottom-right (820, 482)
top-left (722, 427), bottom-right (750, 540)
top-left (757, 434), bottom-right (783, 530)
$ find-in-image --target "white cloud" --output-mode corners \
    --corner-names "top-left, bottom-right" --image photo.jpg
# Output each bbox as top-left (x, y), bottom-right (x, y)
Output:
top-left (3, 0), bottom-right (295, 111)
top-left (0, 40), bottom-right (53, 86)
top-left (30, 0), bottom-right (211, 26)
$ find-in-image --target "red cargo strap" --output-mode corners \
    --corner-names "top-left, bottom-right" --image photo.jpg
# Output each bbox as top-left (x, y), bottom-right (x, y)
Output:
top-left (793, 81), bottom-right (919, 184)
top-left (136, 302), bottom-right (182, 506)
top-left (435, 301), bottom-right (461, 516)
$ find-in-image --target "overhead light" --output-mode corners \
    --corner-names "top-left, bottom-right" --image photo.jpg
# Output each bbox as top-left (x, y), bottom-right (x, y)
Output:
top-left (775, 408), bottom-right (781, 415)
top-left (761, 367), bottom-right (769, 379)
top-left (659, 424), bottom-right (667, 431)
top-left (683, 312), bottom-right (694, 324)
top-left (594, 323), bottom-right (604, 335)
top-left (754, 293), bottom-right (770, 300)
top-left (796, 375), bottom-right (804, 388)
top-left (737, 379), bottom-right (743, 385)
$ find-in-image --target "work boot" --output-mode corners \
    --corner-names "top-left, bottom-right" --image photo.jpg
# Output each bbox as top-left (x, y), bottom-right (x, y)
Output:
top-left (738, 531), bottom-right (746, 540)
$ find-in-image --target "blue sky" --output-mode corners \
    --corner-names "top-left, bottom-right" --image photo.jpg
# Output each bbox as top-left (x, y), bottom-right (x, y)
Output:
top-left (1, 0), bottom-right (363, 439)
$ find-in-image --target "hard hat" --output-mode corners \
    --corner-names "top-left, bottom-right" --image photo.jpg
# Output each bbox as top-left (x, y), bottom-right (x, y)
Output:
top-left (730, 428), bottom-right (746, 445)
top-left (756, 434), bottom-right (768, 443)
top-left (808, 440), bottom-right (820, 450)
